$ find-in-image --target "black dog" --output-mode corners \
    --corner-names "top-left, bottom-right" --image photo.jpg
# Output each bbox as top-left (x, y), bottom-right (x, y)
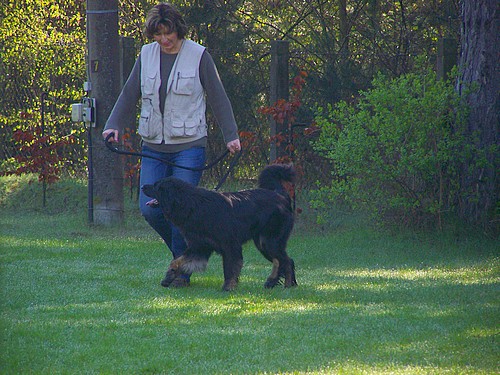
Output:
top-left (142, 164), bottom-right (297, 291)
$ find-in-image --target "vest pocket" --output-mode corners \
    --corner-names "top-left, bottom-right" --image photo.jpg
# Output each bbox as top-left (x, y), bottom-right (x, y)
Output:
top-left (138, 98), bottom-right (160, 139)
top-left (169, 119), bottom-right (199, 138)
top-left (173, 71), bottom-right (196, 95)
top-left (142, 73), bottom-right (157, 95)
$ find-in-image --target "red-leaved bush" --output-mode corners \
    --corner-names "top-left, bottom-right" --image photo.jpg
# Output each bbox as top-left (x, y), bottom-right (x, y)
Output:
top-left (2, 123), bottom-right (74, 184)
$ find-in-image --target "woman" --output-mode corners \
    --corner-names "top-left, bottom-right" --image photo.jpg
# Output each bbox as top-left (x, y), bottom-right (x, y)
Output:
top-left (103, 3), bottom-right (241, 288)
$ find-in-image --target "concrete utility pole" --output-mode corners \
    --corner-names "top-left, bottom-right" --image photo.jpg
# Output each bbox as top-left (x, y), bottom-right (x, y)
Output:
top-left (269, 40), bottom-right (290, 162)
top-left (86, 0), bottom-right (124, 225)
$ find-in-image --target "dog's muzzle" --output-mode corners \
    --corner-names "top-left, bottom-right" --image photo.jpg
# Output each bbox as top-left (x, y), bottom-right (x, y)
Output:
top-left (146, 198), bottom-right (160, 208)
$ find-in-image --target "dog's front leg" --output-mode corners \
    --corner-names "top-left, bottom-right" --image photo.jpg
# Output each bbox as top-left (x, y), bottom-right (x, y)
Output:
top-left (221, 248), bottom-right (243, 291)
top-left (161, 257), bottom-right (185, 287)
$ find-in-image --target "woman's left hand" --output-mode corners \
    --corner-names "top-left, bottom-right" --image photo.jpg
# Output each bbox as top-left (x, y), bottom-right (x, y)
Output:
top-left (227, 139), bottom-right (241, 154)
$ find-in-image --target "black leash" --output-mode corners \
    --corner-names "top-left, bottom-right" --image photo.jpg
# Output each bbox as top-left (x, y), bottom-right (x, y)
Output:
top-left (104, 133), bottom-right (242, 190)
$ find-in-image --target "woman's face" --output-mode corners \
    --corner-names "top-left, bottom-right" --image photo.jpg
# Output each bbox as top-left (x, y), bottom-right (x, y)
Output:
top-left (154, 24), bottom-right (182, 54)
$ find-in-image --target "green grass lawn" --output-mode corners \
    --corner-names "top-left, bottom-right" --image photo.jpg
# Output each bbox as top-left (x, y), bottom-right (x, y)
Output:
top-left (1, 177), bottom-right (499, 374)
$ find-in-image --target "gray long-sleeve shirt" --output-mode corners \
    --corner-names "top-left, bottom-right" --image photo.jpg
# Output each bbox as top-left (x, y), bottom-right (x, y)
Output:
top-left (105, 46), bottom-right (238, 153)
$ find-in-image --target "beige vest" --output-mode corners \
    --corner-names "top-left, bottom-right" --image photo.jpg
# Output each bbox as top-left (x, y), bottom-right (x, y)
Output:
top-left (138, 40), bottom-right (207, 144)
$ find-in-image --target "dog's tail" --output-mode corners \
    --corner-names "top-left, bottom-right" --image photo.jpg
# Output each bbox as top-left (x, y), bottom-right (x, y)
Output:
top-left (258, 164), bottom-right (296, 198)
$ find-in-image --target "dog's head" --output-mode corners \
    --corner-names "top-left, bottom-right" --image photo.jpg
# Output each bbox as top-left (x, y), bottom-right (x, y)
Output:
top-left (142, 177), bottom-right (195, 219)
top-left (141, 183), bottom-right (160, 208)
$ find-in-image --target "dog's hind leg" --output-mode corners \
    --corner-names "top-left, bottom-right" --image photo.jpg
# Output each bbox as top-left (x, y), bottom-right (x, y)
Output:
top-left (254, 236), bottom-right (282, 288)
top-left (259, 236), bottom-right (283, 288)
top-left (264, 259), bottom-right (281, 288)
top-left (253, 235), bottom-right (273, 262)
top-left (259, 233), bottom-right (297, 288)
top-left (264, 256), bottom-right (297, 288)
top-left (221, 247), bottom-right (243, 291)
top-left (255, 236), bottom-right (283, 288)
top-left (281, 257), bottom-right (297, 287)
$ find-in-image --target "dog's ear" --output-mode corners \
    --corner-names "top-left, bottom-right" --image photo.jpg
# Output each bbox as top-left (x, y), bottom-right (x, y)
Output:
top-left (152, 180), bottom-right (174, 214)
top-left (145, 178), bottom-right (199, 221)
top-left (141, 184), bottom-right (156, 199)
top-left (160, 178), bottom-right (199, 219)
top-left (154, 178), bottom-right (174, 194)
top-left (168, 179), bottom-right (195, 213)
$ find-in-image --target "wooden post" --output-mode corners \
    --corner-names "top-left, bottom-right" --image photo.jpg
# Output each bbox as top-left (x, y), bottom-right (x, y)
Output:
top-left (270, 40), bottom-right (289, 162)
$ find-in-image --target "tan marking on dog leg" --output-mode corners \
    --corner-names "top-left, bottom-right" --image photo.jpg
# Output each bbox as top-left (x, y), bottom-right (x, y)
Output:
top-left (162, 256), bottom-right (185, 287)
top-left (169, 257), bottom-right (185, 271)
top-left (264, 259), bottom-right (281, 288)
top-left (269, 259), bottom-right (280, 279)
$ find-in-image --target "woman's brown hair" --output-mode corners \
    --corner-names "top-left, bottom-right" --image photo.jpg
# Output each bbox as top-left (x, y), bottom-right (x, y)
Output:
top-left (144, 3), bottom-right (188, 39)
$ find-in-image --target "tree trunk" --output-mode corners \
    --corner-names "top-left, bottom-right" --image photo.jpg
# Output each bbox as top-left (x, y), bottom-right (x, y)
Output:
top-left (456, 0), bottom-right (499, 228)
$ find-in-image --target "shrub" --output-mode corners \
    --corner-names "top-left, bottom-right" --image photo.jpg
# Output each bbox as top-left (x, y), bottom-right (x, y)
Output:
top-left (1, 124), bottom-right (75, 184)
top-left (311, 69), bottom-right (468, 228)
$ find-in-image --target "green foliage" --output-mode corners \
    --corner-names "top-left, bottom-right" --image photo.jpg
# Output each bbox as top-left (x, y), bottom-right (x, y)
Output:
top-left (0, 0), bottom-right (461, 179)
top-left (0, 0), bottom-right (87, 176)
top-left (312, 69), bottom-right (469, 228)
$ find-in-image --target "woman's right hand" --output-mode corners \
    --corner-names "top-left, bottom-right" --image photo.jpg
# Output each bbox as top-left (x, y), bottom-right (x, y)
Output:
top-left (102, 129), bottom-right (119, 142)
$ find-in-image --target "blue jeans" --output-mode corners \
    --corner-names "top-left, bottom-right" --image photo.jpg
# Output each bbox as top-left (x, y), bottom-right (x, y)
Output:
top-left (139, 145), bottom-right (205, 265)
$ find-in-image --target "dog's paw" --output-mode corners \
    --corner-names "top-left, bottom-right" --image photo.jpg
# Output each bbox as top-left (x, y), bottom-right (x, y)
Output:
top-left (160, 269), bottom-right (177, 287)
top-left (284, 279), bottom-right (298, 288)
top-left (222, 279), bottom-right (238, 291)
top-left (264, 278), bottom-right (281, 289)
